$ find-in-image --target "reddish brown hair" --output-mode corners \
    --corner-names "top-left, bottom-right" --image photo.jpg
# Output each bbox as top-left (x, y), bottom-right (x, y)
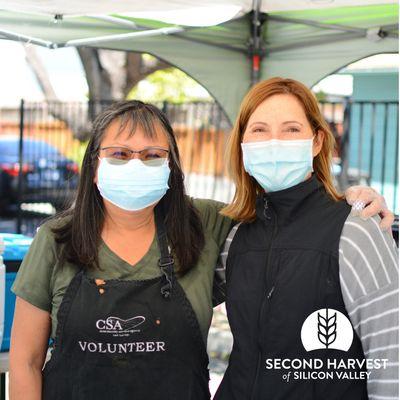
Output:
top-left (221, 77), bottom-right (343, 222)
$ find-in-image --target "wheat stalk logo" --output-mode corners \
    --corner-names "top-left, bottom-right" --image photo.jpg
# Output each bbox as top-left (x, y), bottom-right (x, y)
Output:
top-left (301, 308), bottom-right (353, 352)
top-left (317, 308), bottom-right (337, 348)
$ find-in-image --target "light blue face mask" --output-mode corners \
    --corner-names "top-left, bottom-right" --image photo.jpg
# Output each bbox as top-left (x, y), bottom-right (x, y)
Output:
top-left (241, 138), bottom-right (314, 192)
top-left (96, 157), bottom-right (170, 211)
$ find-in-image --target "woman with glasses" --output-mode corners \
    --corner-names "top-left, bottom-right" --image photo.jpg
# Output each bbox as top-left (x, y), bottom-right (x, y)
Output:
top-left (9, 100), bottom-right (392, 400)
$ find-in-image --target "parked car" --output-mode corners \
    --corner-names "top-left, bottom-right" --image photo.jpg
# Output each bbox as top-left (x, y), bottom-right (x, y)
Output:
top-left (0, 136), bottom-right (79, 213)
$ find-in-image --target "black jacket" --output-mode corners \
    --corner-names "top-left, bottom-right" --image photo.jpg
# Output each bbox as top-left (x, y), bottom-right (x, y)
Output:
top-left (215, 175), bottom-right (367, 400)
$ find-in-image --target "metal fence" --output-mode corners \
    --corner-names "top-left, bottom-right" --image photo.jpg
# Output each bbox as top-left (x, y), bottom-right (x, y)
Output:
top-left (320, 99), bottom-right (398, 214)
top-left (0, 99), bottom-right (398, 240)
top-left (343, 101), bottom-right (398, 213)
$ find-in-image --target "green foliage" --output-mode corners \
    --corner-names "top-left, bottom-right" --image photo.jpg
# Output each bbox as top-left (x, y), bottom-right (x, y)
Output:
top-left (315, 90), bottom-right (327, 102)
top-left (127, 67), bottom-right (211, 103)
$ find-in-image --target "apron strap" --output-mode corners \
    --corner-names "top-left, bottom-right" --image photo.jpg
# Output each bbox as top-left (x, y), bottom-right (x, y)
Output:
top-left (154, 203), bottom-right (174, 299)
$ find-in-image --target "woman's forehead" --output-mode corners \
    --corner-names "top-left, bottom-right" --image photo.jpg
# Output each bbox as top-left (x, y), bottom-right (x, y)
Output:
top-left (102, 117), bottom-right (169, 147)
top-left (250, 94), bottom-right (307, 122)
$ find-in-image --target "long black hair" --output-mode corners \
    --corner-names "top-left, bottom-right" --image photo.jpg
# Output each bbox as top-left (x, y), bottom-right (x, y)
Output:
top-left (51, 100), bottom-right (205, 275)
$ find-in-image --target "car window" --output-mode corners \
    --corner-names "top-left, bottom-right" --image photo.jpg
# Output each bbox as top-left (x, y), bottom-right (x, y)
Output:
top-left (0, 139), bottom-right (60, 158)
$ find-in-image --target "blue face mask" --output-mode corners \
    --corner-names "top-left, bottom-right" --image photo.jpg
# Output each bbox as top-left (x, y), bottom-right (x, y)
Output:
top-left (241, 138), bottom-right (314, 192)
top-left (96, 157), bottom-right (170, 211)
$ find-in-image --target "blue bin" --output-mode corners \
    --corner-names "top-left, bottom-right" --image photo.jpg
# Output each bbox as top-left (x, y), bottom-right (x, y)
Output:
top-left (0, 233), bottom-right (33, 352)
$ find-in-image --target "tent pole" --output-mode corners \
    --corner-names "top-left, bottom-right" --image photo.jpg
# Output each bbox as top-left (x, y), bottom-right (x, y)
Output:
top-left (0, 28), bottom-right (55, 48)
top-left (250, 0), bottom-right (265, 86)
top-left (63, 26), bottom-right (184, 47)
top-left (267, 15), bottom-right (365, 34)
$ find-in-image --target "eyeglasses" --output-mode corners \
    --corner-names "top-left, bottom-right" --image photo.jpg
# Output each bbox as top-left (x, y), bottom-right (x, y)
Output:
top-left (99, 146), bottom-right (169, 167)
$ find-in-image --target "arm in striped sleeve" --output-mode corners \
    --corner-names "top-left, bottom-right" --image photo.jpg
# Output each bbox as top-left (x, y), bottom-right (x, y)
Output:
top-left (212, 224), bottom-right (240, 307)
top-left (339, 214), bottom-right (399, 400)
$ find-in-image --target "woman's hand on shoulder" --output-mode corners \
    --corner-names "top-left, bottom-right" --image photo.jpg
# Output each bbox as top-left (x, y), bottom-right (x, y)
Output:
top-left (344, 185), bottom-right (394, 231)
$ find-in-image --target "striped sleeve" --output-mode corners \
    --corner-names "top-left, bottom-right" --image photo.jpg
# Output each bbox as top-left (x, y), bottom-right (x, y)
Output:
top-left (212, 223), bottom-right (240, 306)
top-left (339, 214), bottom-right (399, 400)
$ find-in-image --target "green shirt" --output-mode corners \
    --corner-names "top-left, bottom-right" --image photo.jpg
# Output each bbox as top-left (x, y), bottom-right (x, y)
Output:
top-left (11, 198), bottom-right (233, 344)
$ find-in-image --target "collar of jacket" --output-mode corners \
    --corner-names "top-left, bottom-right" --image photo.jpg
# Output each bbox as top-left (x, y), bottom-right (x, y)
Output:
top-left (255, 173), bottom-right (325, 226)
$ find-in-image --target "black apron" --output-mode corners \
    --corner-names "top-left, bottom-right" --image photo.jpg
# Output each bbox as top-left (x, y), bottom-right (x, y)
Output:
top-left (42, 206), bottom-right (210, 400)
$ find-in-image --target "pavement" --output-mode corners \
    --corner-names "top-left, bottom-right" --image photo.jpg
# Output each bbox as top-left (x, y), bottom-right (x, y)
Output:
top-left (207, 305), bottom-right (233, 397)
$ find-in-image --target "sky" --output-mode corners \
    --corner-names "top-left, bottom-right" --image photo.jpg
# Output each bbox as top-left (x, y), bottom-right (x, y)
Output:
top-left (0, 40), bottom-right (87, 105)
top-left (0, 39), bottom-right (397, 107)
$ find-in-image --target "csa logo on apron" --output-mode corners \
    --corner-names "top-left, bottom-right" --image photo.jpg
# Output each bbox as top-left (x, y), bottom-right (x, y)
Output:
top-left (301, 308), bottom-right (354, 352)
top-left (96, 316), bottom-right (146, 335)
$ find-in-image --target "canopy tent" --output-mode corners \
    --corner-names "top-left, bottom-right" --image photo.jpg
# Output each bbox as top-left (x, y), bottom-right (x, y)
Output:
top-left (0, 0), bottom-right (398, 122)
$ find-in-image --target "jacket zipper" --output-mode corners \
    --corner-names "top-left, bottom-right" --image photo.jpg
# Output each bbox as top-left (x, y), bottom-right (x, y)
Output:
top-left (250, 198), bottom-right (280, 400)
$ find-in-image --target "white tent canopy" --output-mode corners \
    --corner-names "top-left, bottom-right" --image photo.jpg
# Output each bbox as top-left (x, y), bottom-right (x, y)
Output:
top-left (0, 0), bottom-right (397, 121)
top-left (0, 0), bottom-right (395, 19)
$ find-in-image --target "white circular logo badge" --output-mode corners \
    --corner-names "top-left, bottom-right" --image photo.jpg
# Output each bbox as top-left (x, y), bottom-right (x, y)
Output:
top-left (301, 308), bottom-right (354, 352)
